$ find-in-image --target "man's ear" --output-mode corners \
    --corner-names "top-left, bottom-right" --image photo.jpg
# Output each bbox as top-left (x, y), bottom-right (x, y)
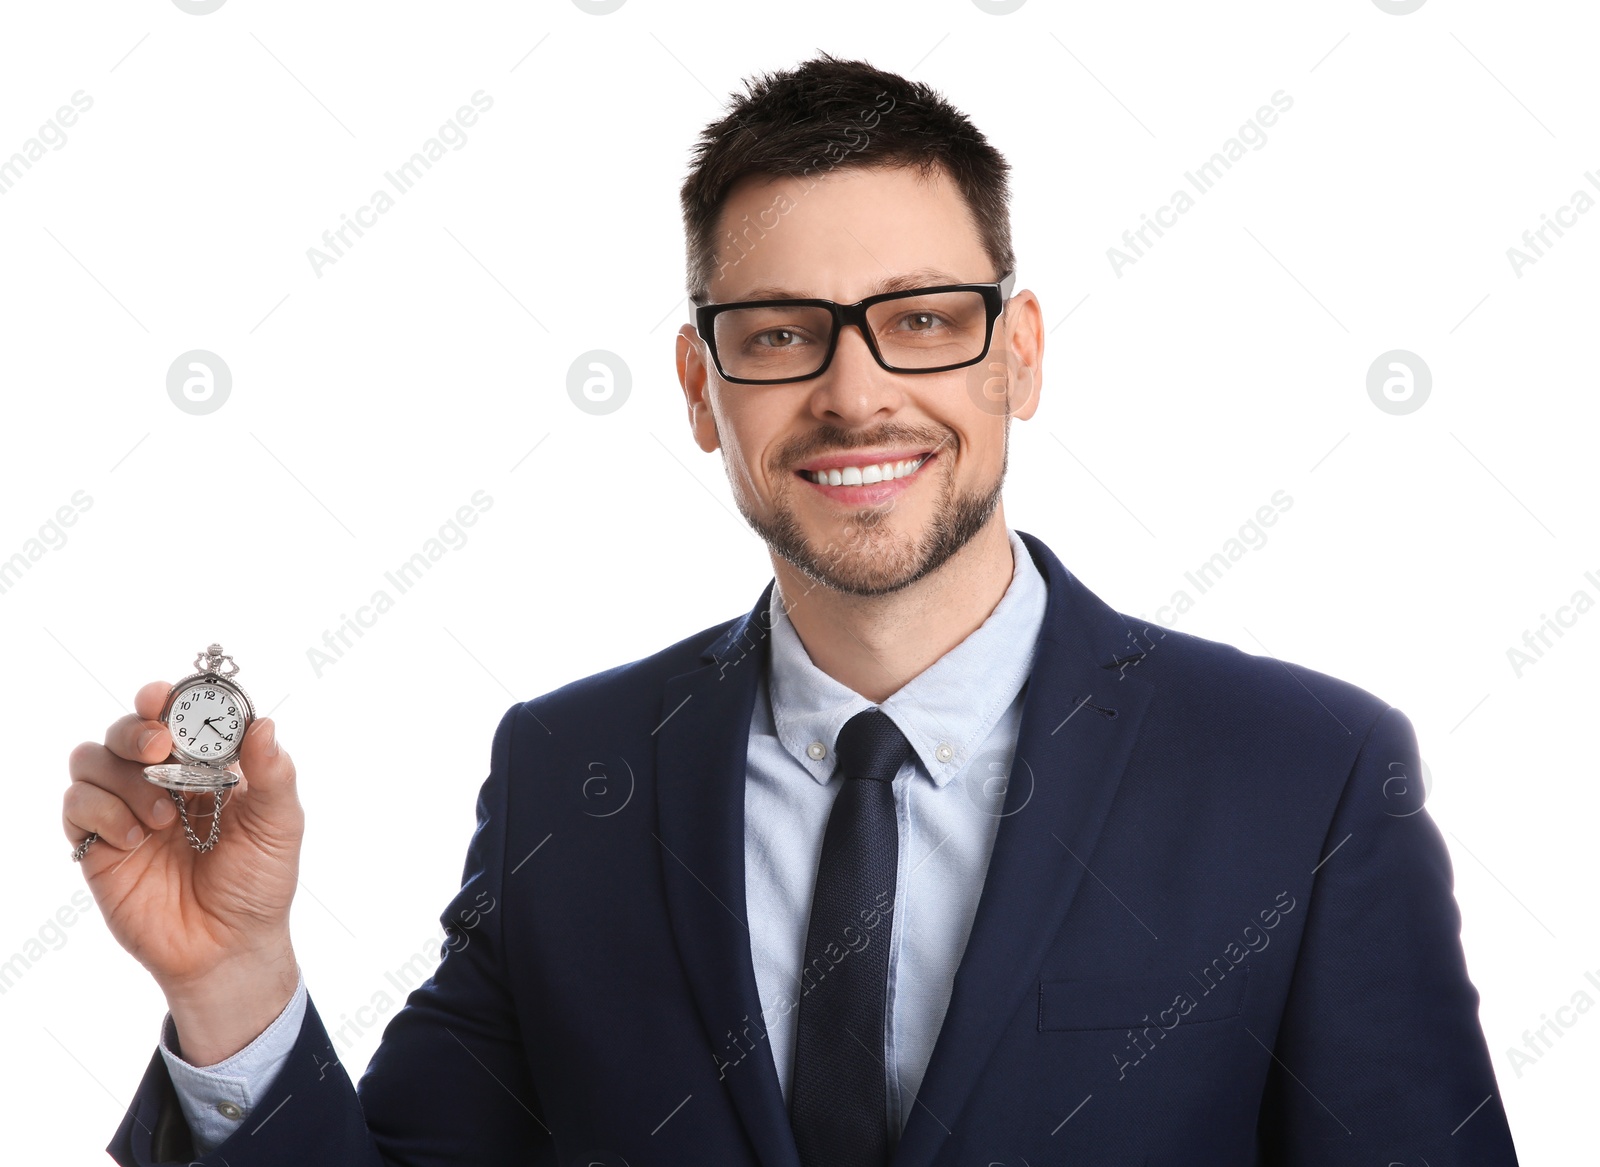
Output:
top-left (676, 325), bottom-right (721, 454)
top-left (1002, 289), bottom-right (1044, 423)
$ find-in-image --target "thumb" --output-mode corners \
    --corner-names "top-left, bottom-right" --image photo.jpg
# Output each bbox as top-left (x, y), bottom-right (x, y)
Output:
top-left (232, 718), bottom-right (301, 821)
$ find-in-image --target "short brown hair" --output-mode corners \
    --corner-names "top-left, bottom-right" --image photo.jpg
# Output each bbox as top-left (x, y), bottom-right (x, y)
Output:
top-left (679, 52), bottom-right (1015, 302)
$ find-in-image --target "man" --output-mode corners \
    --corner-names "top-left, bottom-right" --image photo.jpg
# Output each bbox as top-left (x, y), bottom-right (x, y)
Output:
top-left (70, 53), bottom-right (1517, 1165)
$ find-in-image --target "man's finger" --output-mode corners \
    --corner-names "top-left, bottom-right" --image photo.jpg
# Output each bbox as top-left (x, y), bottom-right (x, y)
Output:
top-left (104, 712), bottom-right (171, 765)
top-left (63, 779), bottom-right (169, 849)
top-left (67, 740), bottom-right (181, 832)
top-left (233, 719), bottom-right (297, 815)
top-left (133, 679), bottom-right (171, 720)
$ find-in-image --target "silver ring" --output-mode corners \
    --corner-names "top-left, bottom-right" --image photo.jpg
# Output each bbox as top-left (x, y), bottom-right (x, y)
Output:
top-left (71, 832), bottom-right (100, 862)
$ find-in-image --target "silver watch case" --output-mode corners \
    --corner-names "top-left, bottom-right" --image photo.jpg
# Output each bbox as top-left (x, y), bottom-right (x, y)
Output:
top-left (143, 652), bottom-right (255, 792)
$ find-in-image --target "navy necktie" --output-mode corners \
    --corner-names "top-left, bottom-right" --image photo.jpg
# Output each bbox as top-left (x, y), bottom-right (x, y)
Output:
top-left (789, 706), bottom-right (913, 1167)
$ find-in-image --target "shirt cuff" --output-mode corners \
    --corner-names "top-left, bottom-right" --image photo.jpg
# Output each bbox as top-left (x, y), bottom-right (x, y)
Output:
top-left (157, 967), bottom-right (308, 1157)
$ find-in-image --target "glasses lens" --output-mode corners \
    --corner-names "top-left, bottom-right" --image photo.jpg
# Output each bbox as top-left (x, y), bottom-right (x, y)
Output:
top-left (712, 304), bottom-right (836, 381)
top-left (866, 290), bottom-right (991, 370)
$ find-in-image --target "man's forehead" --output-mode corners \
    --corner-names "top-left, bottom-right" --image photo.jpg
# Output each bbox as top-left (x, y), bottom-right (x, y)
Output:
top-left (700, 164), bottom-right (989, 305)
top-left (730, 267), bottom-right (969, 302)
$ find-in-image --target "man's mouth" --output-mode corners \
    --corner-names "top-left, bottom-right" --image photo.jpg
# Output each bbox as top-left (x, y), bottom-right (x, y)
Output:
top-left (795, 451), bottom-right (934, 487)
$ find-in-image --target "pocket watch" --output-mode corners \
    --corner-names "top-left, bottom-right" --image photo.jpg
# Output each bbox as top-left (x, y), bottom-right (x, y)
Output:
top-left (144, 643), bottom-right (255, 851)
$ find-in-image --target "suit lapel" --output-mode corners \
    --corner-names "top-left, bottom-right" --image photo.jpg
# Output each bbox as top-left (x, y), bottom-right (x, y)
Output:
top-left (890, 531), bottom-right (1156, 1167)
top-left (655, 582), bottom-right (801, 1167)
top-left (654, 531), bottom-right (1155, 1167)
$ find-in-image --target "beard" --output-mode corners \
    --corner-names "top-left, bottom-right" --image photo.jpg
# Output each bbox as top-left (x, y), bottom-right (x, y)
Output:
top-left (733, 422), bottom-right (1008, 598)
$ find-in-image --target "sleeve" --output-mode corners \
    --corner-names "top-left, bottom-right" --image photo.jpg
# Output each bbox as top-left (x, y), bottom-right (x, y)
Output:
top-left (158, 968), bottom-right (308, 1156)
top-left (1256, 704), bottom-right (1520, 1165)
top-left (107, 702), bottom-right (556, 1166)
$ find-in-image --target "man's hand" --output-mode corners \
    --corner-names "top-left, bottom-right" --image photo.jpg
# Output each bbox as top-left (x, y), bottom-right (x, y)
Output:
top-left (64, 680), bottom-right (303, 1064)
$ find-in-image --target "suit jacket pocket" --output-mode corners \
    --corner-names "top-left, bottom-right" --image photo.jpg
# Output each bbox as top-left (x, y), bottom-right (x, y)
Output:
top-left (1038, 965), bottom-right (1248, 1032)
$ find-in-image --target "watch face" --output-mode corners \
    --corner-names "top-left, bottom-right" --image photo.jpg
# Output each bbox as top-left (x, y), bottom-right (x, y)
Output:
top-left (168, 680), bottom-right (248, 763)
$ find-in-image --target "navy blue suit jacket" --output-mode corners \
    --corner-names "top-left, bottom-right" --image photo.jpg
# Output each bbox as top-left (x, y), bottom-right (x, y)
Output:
top-left (111, 530), bottom-right (1518, 1165)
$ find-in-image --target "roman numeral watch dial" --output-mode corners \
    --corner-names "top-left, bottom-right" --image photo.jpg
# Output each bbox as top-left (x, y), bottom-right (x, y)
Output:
top-left (143, 643), bottom-right (256, 853)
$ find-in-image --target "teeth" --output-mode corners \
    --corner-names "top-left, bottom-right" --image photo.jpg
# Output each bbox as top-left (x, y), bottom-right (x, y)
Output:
top-left (806, 455), bottom-right (927, 486)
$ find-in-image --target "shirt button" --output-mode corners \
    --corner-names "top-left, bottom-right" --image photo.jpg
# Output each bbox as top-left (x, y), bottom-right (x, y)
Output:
top-left (807, 741), bottom-right (827, 760)
top-left (935, 742), bottom-right (954, 763)
top-left (216, 1100), bottom-right (243, 1120)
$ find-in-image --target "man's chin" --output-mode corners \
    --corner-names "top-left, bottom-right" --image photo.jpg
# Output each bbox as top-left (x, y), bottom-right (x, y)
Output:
top-left (781, 534), bottom-right (896, 589)
top-left (740, 471), bottom-right (1003, 599)
top-left (752, 510), bottom-right (918, 597)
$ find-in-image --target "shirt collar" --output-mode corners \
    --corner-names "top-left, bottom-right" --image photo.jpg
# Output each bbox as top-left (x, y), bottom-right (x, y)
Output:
top-left (766, 527), bottom-right (1048, 788)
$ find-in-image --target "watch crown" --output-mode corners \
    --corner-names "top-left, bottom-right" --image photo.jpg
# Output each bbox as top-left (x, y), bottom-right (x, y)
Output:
top-left (194, 643), bottom-right (240, 677)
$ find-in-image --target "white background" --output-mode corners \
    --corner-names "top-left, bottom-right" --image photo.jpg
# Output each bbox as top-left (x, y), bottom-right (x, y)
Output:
top-left (1, 1), bottom-right (1594, 1161)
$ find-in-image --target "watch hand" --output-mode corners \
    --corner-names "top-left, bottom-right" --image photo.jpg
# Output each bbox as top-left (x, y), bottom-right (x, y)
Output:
top-left (184, 717), bottom-right (219, 748)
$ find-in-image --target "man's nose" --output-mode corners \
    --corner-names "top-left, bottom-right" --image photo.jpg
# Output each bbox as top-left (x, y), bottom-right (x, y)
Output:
top-left (809, 323), bottom-right (903, 420)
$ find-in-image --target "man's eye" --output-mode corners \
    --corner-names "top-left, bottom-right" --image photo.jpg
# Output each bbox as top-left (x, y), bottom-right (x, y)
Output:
top-left (754, 328), bottom-right (806, 347)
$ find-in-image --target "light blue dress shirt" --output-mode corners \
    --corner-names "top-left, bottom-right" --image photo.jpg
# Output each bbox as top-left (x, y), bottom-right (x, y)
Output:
top-left (161, 526), bottom-right (1045, 1155)
top-left (744, 525), bottom-right (1045, 1137)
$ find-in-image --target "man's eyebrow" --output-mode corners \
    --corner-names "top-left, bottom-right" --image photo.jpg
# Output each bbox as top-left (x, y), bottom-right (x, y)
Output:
top-left (731, 268), bottom-right (965, 302)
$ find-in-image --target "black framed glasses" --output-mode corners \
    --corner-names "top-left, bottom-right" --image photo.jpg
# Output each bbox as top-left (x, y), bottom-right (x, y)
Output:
top-left (690, 271), bottom-right (1016, 385)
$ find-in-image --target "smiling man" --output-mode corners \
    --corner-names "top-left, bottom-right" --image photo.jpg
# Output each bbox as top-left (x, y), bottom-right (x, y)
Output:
top-left (86, 53), bottom-right (1517, 1167)
top-left (678, 159), bottom-right (1032, 702)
